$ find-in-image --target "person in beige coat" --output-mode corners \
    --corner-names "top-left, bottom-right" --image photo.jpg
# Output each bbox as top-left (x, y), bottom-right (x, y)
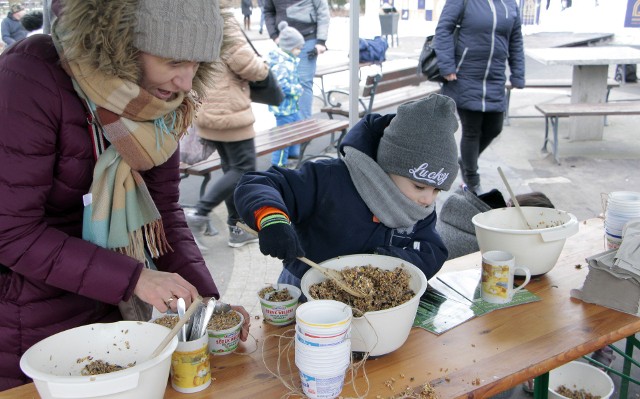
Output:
top-left (186, 12), bottom-right (269, 248)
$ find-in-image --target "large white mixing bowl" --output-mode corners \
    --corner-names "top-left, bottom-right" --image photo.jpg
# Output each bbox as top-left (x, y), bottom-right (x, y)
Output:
top-left (472, 207), bottom-right (579, 276)
top-left (301, 254), bottom-right (427, 357)
top-left (20, 321), bottom-right (177, 399)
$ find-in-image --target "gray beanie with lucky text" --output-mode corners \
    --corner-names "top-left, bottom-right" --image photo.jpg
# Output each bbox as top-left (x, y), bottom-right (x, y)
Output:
top-left (277, 21), bottom-right (305, 52)
top-left (134, 0), bottom-right (224, 62)
top-left (377, 94), bottom-right (459, 190)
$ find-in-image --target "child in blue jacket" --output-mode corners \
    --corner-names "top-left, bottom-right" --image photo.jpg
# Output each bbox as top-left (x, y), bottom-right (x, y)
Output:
top-left (235, 94), bottom-right (460, 287)
top-left (268, 21), bottom-right (304, 167)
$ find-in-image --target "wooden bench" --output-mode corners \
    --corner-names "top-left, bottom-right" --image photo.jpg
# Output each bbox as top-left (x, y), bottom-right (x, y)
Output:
top-left (180, 118), bottom-right (349, 198)
top-left (505, 78), bottom-right (620, 125)
top-left (313, 60), bottom-right (374, 106)
top-left (320, 65), bottom-right (442, 119)
top-left (535, 102), bottom-right (640, 164)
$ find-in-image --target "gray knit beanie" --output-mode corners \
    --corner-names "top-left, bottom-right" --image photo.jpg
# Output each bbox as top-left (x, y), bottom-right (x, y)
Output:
top-left (277, 21), bottom-right (305, 52)
top-left (377, 94), bottom-right (459, 190)
top-left (134, 0), bottom-right (224, 62)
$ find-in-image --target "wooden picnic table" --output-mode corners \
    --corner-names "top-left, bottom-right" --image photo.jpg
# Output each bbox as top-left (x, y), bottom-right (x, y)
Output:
top-left (525, 46), bottom-right (640, 141)
top-left (2, 218), bottom-right (638, 399)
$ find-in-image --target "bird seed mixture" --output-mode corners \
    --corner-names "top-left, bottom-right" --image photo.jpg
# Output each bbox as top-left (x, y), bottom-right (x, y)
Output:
top-left (308, 265), bottom-right (415, 317)
top-left (259, 286), bottom-right (293, 302)
top-left (555, 385), bottom-right (601, 399)
top-left (208, 311), bottom-right (241, 331)
top-left (152, 315), bottom-right (179, 329)
top-left (80, 359), bottom-right (136, 376)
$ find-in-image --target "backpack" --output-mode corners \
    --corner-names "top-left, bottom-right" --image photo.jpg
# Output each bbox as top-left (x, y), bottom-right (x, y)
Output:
top-left (359, 36), bottom-right (388, 63)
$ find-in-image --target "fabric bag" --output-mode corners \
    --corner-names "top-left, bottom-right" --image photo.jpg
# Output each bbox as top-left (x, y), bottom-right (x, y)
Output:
top-left (418, 0), bottom-right (467, 82)
top-left (249, 70), bottom-right (285, 106)
top-left (359, 36), bottom-right (388, 63)
top-left (241, 29), bottom-right (285, 106)
top-left (179, 125), bottom-right (216, 165)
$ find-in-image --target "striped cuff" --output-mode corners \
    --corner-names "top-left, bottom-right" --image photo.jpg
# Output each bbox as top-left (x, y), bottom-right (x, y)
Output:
top-left (259, 213), bottom-right (290, 230)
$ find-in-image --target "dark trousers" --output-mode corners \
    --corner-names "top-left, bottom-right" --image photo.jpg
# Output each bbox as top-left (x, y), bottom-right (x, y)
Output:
top-left (457, 108), bottom-right (504, 188)
top-left (196, 138), bottom-right (256, 226)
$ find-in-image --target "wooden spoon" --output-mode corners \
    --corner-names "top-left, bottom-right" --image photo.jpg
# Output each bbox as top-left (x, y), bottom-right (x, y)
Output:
top-left (236, 223), bottom-right (367, 298)
top-left (150, 296), bottom-right (203, 359)
top-left (497, 167), bottom-right (534, 230)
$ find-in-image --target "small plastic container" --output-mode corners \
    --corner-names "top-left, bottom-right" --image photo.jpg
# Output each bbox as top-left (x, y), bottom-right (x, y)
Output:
top-left (548, 361), bottom-right (614, 399)
top-left (207, 310), bottom-right (244, 355)
top-left (258, 284), bottom-right (301, 326)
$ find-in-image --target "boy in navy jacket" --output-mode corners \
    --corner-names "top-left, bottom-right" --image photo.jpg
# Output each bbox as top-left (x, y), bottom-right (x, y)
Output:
top-left (235, 94), bottom-right (460, 287)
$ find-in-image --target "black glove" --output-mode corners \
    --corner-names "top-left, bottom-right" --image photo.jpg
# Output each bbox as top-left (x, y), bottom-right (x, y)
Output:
top-left (258, 214), bottom-right (305, 261)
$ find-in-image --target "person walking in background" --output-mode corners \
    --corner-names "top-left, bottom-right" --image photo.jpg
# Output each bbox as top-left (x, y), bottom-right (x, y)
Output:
top-left (257, 0), bottom-right (265, 34)
top-left (186, 11), bottom-right (269, 249)
top-left (267, 21), bottom-right (304, 167)
top-left (263, 0), bottom-right (329, 122)
top-left (241, 0), bottom-right (252, 31)
top-left (235, 94), bottom-right (459, 289)
top-left (0, 0), bottom-right (251, 390)
top-left (1, 3), bottom-right (27, 48)
top-left (434, 0), bottom-right (525, 195)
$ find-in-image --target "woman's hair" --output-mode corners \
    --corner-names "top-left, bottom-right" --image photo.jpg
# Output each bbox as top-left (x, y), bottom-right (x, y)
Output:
top-left (513, 192), bottom-right (555, 208)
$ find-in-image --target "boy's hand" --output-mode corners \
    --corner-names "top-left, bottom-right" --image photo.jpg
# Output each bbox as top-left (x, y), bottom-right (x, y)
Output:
top-left (258, 214), bottom-right (304, 261)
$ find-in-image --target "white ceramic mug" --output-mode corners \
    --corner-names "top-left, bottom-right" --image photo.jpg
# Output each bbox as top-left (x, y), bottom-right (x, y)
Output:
top-left (481, 250), bottom-right (531, 304)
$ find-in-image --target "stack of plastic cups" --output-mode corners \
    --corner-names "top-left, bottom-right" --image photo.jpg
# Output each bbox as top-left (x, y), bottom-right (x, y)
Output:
top-left (295, 300), bottom-right (352, 399)
top-left (604, 191), bottom-right (640, 250)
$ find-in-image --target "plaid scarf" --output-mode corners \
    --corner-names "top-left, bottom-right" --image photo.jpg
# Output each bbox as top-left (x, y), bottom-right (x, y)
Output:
top-left (63, 59), bottom-right (196, 262)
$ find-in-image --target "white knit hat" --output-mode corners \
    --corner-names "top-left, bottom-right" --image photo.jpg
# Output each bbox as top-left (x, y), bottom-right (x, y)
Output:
top-left (277, 21), bottom-right (305, 52)
top-left (134, 0), bottom-right (224, 62)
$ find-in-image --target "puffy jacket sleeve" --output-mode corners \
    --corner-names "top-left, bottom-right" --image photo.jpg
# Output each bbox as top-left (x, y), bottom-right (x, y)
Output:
top-left (0, 38), bottom-right (143, 305)
top-left (313, 0), bottom-right (330, 44)
top-left (433, 0), bottom-right (465, 77)
top-left (223, 20), bottom-right (269, 83)
top-left (508, 5), bottom-right (525, 89)
top-left (374, 212), bottom-right (449, 280)
top-left (141, 150), bottom-right (219, 298)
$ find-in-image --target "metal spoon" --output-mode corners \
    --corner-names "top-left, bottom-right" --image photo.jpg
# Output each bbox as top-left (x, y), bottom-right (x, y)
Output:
top-left (177, 298), bottom-right (187, 342)
top-left (198, 299), bottom-right (216, 339)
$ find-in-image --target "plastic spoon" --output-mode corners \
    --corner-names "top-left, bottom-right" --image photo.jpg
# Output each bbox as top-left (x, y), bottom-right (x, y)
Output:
top-left (150, 296), bottom-right (202, 359)
top-left (497, 166), bottom-right (534, 230)
top-left (236, 223), bottom-right (368, 298)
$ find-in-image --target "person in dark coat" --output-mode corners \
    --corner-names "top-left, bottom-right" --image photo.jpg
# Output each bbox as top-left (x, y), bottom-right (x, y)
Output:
top-left (235, 94), bottom-right (459, 288)
top-left (434, 0), bottom-right (525, 194)
top-left (1, 3), bottom-right (27, 47)
top-left (0, 0), bottom-right (249, 391)
top-left (241, 0), bottom-right (252, 30)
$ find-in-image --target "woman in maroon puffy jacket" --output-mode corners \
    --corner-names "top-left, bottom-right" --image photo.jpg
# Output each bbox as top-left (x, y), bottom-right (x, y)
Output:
top-left (0, 0), bottom-right (249, 390)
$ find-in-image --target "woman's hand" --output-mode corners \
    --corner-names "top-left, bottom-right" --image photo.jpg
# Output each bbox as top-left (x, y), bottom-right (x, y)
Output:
top-left (231, 305), bottom-right (252, 341)
top-left (444, 73), bottom-right (457, 81)
top-left (133, 268), bottom-right (199, 313)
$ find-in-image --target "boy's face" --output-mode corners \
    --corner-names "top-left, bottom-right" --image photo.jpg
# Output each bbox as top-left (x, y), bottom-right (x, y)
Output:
top-left (389, 174), bottom-right (440, 207)
top-left (291, 47), bottom-right (302, 57)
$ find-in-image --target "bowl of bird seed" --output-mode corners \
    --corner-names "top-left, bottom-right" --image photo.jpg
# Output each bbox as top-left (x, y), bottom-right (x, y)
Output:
top-left (301, 254), bottom-right (428, 357)
top-left (206, 310), bottom-right (244, 355)
top-left (257, 283), bottom-right (302, 326)
top-left (19, 321), bottom-right (177, 399)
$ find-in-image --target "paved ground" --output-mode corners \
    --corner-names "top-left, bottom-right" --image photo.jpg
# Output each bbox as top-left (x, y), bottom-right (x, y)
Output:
top-left (179, 16), bottom-right (640, 399)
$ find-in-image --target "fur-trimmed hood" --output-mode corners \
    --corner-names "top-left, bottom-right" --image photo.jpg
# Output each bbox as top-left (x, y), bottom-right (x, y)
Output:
top-left (54, 0), bottom-right (221, 99)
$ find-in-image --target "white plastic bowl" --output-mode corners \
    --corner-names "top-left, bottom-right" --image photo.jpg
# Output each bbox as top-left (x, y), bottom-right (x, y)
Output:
top-left (300, 254), bottom-right (428, 356)
top-left (20, 321), bottom-right (177, 399)
top-left (472, 207), bottom-right (579, 276)
top-left (549, 361), bottom-right (614, 399)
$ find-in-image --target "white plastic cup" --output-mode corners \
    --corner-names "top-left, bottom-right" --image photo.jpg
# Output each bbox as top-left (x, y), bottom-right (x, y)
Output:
top-left (298, 366), bottom-right (349, 399)
top-left (170, 333), bottom-right (211, 393)
top-left (605, 232), bottom-right (623, 250)
top-left (296, 300), bottom-right (352, 337)
top-left (548, 361), bottom-right (614, 399)
top-left (258, 284), bottom-right (301, 326)
top-left (207, 311), bottom-right (244, 355)
top-left (296, 325), bottom-right (351, 347)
